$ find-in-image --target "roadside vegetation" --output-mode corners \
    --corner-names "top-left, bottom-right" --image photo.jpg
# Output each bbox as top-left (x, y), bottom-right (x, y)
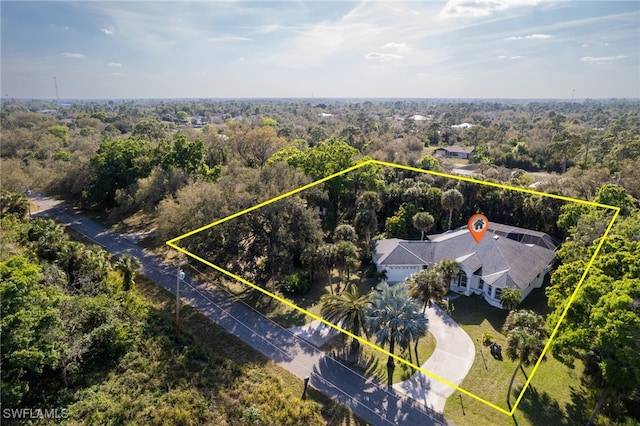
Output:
top-left (0, 207), bottom-right (364, 425)
top-left (2, 98), bottom-right (639, 424)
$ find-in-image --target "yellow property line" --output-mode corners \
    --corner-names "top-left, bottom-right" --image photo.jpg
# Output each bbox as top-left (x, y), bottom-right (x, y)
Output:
top-left (166, 159), bottom-right (620, 417)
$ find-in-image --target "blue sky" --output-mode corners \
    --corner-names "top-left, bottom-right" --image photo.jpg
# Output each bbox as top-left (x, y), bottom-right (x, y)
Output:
top-left (1, 1), bottom-right (638, 99)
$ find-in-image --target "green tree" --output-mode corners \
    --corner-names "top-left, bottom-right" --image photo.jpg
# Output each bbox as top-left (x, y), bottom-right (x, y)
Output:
top-left (500, 288), bottom-right (522, 311)
top-left (0, 190), bottom-right (29, 218)
top-left (441, 188), bottom-right (464, 230)
top-left (547, 213), bottom-right (640, 424)
top-left (406, 268), bottom-right (444, 313)
top-left (547, 130), bottom-right (581, 173)
top-left (355, 208), bottom-right (378, 248)
top-left (1, 256), bottom-right (62, 405)
top-left (412, 211), bottom-right (434, 240)
top-left (503, 309), bottom-right (547, 407)
top-left (86, 138), bottom-right (154, 208)
top-left (365, 282), bottom-right (427, 386)
top-left (334, 240), bottom-right (359, 289)
top-left (47, 124), bottom-right (69, 142)
top-left (334, 224), bottom-right (357, 242)
top-left (115, 254), bottom-right (142, 291)
top-left (320, 284), bottom-right (371, 353)
top-left (318, 244), bottom-right (338, 294)
top-left (171, 134), bottom-right (207, 174)
top-left (582, 278), bottom-right (640, 425)
top-left (435, 260), bottom-right (461, 292)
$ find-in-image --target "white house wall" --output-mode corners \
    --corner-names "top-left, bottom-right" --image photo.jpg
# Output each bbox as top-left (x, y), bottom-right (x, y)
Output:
top-left (378, 265), bottom-right (422, 284)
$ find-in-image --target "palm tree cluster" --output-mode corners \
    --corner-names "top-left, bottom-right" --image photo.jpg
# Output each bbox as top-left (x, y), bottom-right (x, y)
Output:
top-left (365, 282), bottom-right (428, 386)
top-left (24, 217), bottom-right (141, 293)
top-left (320, 280), bottom-right (430, 387)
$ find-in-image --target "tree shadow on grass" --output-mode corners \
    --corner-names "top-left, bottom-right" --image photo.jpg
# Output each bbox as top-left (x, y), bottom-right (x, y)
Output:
top-left (564, 380), bottom-right (590, 425)
top-left (514, 383), bottom-right (579, 426)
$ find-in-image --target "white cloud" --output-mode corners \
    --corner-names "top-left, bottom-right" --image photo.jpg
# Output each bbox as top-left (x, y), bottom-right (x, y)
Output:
top-left (440, 0), bottom-right (540, 18)
top-left (206, 36), bottom-right (252, 43)
top-left (506, 33), bottom-right (552, 40)
top-left (498, 55), bottom-right (524, 59)
top-left (580, 55), bottom-right (626, 63)
top-left (101, 27), bottom-right (114, 35)
top-left (364, 52), bottom-right (403, 62)
top-left (381, 42), bottom-right (412, 54)
top-left (107, 62), bottom-right (122, 67)
top-left (61, 52), bottom-right (85, 58)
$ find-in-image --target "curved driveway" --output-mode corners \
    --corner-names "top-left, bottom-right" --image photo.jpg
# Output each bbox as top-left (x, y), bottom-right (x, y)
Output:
top-left (31, 196), bottom-right (451, 426)
top-left (393, 304), bottom-right (475, 413)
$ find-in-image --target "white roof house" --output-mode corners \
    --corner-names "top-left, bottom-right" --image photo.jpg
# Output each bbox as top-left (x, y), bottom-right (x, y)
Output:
top-left (373, 223), bottom-right (557, 308)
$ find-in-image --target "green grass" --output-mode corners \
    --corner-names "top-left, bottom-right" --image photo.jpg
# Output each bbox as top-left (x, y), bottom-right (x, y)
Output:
top-left (442, 287), bottom-right (589, 426)
top-left (358, 331), bottom-right (437, 385)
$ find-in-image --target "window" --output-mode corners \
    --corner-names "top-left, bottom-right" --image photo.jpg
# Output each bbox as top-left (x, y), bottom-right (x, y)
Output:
top-left (479, 279), bottom-right (484, 291)
top-left (457, 272), bottom-right (467, 288)
top-left (495, 288), bottom-right (502, 299)
top-left (488, 285), bottom-right (493, 297)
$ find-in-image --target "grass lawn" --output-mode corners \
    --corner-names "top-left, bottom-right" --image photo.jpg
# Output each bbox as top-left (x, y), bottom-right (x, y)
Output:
top-left (443, 287), bottom-right (589, 426)
top-left (360, 331), bottom-right (437, 385)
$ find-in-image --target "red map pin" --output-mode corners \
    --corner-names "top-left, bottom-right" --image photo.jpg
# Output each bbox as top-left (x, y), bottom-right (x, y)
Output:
top-left (468, 214), bottom-right (489, 243)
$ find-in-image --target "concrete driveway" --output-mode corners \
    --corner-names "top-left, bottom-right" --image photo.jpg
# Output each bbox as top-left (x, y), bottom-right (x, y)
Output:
top-left (393, 304), bottom-right (475, 413)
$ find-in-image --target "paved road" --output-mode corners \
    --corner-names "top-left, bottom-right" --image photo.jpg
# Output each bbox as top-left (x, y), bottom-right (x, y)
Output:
top-left (32, 197), bottom-right (450, 426)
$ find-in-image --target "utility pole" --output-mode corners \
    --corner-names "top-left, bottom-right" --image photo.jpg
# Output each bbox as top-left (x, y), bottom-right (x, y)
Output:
top-left (53, 76), bottom-right (60, 106)
top-left (176, 260), bottom-right (185, 339)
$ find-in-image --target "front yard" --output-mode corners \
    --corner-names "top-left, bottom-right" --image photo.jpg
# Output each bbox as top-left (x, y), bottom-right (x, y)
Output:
top-left (443, 286), bottom-right (588, 426)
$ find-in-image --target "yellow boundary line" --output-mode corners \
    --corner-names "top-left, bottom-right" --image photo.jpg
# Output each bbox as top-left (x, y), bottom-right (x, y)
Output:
top-left (166, 159), bottom-right (620, 417)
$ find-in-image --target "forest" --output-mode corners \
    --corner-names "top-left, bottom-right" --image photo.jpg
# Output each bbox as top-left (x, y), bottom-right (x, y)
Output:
top-left (1, 98), bottom-right (639, 425)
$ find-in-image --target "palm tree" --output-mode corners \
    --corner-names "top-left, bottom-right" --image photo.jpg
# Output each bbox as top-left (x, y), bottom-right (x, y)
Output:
top-left (300, 245), bottom-right (321, 284)
top-left (60, 241), bottom-right (85, 285)
top-left (441, 188), bottom-right (464, 230)
top-left (436, 259), bottom-right (461, 292)
top-left (320, 284), bottom-right (371, 353)
top-left (366, 282), bottom-right (427, 386)
top-left (334, 240), bottom-right (359, 288)
top-left (406, 269), bottom-right (442, 313)
top-left (503, 309), bottom-right (547, 407)
top-left (500, 288), bottom-right (522, 311)
top-left (412, 211), bottom-right (434, 240)
top-left (318, 244), bottom-right (338, 294)
top-left (334, 224), bottom-right (357, 242)
top-left (115, 254), bottom-right (142, 291)
top-left (356, 191), bottom-right (382, 212)
top-left (355, 208), bottom-right (378, 247)
top-left (0, 190), bottom-right (30, 217)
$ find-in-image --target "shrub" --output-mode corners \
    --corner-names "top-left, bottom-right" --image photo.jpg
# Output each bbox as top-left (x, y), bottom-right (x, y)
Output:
top-left (482, 331), bottom-right (494, 346)
top-left (279, 272), bottom-right (310, 295)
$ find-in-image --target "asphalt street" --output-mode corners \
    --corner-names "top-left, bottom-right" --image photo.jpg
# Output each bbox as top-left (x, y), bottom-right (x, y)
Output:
top-left (32, 197), bottom-right (451, 426)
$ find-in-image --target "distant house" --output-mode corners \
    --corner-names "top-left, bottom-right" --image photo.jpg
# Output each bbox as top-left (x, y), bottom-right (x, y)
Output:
top-left (451, 122), bottom-right (474, 130)
top-left (372, 223), bottom-right (557, 308)
top-left (433, 145), bottom-right (475, 159)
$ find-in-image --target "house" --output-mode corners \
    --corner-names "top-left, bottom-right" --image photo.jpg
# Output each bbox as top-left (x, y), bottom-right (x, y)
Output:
top-left (433, 145), bottom-right (475, 159)
top-left (372, 223), bottom-right (557, 308)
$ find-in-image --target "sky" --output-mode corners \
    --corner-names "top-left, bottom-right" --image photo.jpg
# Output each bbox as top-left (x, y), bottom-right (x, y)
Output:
top-left (1, 0), bottom-right (639, 99)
